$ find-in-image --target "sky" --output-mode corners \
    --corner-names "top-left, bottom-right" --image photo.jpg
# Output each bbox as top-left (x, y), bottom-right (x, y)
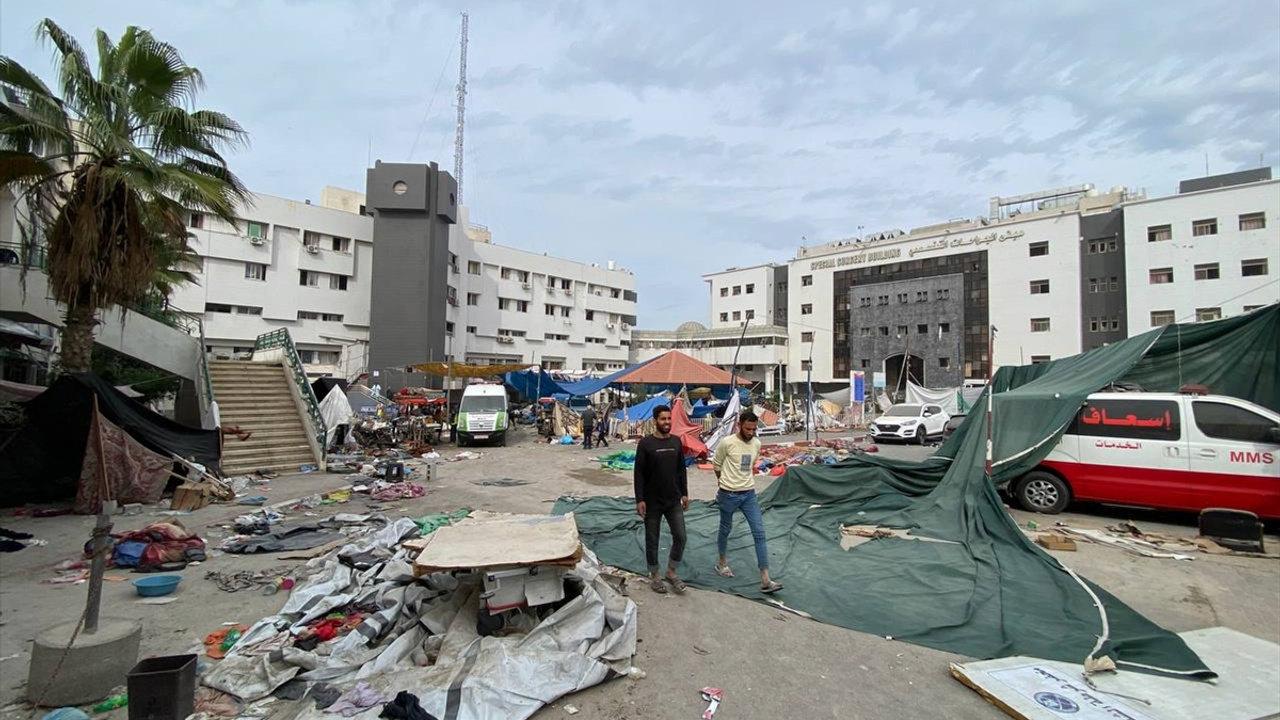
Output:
top-left (3, 0), bottom-right (1278, 328)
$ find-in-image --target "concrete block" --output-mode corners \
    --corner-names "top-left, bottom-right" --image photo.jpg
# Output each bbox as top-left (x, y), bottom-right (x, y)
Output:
top-left (27, 617), bottom-right (142, 707)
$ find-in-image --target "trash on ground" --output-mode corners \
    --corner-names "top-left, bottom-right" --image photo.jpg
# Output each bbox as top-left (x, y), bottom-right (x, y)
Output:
top-left (700, 687), bottom-right (724, 719)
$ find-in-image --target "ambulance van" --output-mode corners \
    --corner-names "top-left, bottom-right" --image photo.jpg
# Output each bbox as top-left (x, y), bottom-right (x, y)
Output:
top-left (1012, 391), bottom-right (1280, 518)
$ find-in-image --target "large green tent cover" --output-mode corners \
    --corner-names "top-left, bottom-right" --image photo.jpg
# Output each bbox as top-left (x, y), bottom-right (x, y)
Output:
top-left (556, 304), bottom-right (1279, 679)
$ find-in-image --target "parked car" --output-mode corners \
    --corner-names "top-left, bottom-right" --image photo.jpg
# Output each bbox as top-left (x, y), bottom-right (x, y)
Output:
top-left (1012, 391), bottom-right (1280, 518)
top-left (870, 403), bottom-right (950, 445)
top-left (944, 413), bottom-right (967, 439)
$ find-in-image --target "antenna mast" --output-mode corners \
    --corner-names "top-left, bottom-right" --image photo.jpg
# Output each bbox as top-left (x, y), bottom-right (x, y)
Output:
top-left (454, 12), bottom-right (468, 205)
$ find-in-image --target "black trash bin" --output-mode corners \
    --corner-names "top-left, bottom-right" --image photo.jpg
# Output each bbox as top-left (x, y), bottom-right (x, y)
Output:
top-left (127, 654), bottom-right (196, 720)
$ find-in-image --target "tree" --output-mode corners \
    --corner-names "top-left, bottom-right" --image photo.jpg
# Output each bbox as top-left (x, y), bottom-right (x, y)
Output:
top-left (0, 19), bottom-right (249, 372)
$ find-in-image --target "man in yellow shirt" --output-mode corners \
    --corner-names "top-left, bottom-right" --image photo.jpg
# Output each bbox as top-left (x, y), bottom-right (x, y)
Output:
top-left (712, 410), bottom-right (782, 593)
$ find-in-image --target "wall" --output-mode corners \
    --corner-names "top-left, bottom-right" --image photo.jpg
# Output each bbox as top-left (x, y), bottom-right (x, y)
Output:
top-left (1078, 209), bottom-right (1129, 351)
top-left (705, 265), bottom-right (777, 329)
top-left (845, 274), bottom-right (966, 388)
top-left (1123, 179), bottom-right (1280, 331)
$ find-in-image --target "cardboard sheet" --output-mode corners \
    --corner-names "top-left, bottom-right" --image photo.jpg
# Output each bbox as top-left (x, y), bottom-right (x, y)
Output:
top-left (412, 512), bottom-right (581, 574)
top-left (951, 627), bottom-right (1280, 720)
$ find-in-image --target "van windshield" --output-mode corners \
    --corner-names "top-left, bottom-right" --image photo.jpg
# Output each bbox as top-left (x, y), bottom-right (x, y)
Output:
top-left (460, 396), bottom-right (506, 413)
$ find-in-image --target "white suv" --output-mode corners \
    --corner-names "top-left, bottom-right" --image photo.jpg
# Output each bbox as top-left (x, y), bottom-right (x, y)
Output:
top-left (870, 403), bottom-right (950, 445)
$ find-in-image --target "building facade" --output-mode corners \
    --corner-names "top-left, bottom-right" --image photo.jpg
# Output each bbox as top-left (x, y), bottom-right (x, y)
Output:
top-left (628, 322), bottom-right (788, 391)
top-left (1121, 170), bottom-right (1278, 333)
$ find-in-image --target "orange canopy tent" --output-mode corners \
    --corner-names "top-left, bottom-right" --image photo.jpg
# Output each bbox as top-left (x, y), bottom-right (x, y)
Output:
top-left (612, 351), bottom-right (750, 387)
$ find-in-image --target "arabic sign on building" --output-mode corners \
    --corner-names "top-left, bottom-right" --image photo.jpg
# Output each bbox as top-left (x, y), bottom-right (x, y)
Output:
top-left (807, 229), bottom-right (1029, 271)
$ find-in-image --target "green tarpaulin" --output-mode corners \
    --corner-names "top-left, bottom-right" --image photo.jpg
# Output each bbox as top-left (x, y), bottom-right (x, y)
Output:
top-left (556, 305), bottom-right (1278, 679)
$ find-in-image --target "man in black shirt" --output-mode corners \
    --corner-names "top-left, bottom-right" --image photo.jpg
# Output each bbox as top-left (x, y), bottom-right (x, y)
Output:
top-left (633, 405), bottom-right (689, 594)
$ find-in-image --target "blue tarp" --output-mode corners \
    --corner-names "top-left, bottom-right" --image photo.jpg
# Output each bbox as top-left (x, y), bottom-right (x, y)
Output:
top-left (613, 396), bottom-right (671, 422)
top-left (689, 400), bottom-right (719, 419)
top-left (504, 358), bottom-right (658, 399)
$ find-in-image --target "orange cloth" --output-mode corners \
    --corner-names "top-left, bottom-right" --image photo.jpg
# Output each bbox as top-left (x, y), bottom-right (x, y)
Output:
top-left (203, 624), bottom-right (248, 659)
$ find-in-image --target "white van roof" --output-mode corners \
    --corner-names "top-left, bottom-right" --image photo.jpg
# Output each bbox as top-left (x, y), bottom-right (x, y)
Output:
top-left (463, 384), bottom-right (506, 395)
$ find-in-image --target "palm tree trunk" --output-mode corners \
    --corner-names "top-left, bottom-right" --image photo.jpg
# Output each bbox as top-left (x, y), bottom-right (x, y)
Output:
top-left (61, 305), bottom-right (96, 373)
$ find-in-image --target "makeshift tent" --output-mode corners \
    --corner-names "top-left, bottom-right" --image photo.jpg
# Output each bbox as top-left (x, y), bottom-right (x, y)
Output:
top-left (905, 381), bottom-right (984, 416)
top-left (319, 386), bottom-right (355, 448)
top-left (505, 359), bottom-right (658, 399)
top-left (559, 307), bottom-right (1280, 679)
top-left (612, 396), bottom-right (671, 422)
top-left (0, 373), bottom-right (221, 509)
top-left (611, 350), bottom-right (749, 388)
top-left (669, 397), bottom-right (708, 459)
top-left (311, 377), bottom-right (348, 404)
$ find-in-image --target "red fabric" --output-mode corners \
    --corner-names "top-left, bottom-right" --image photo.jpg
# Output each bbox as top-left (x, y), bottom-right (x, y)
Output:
top-left (669, 398), bottom-right (708, 459)
top-left (114, 520), bottom-right (205, 568)
top-left (769, 466), bottom-right (786, 477)
top-left (75, 411), bottom-right (171, 514)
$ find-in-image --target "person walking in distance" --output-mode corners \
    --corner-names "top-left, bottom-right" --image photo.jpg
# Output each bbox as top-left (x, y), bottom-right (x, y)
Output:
top-left (634, 405), bottom-right (689, 594)
top-left (596, 403), bottom-right (611, 448)
top-left (713, 410), bottom-right (782, 593)
top-left (580, 404), bottom-right (597, 450)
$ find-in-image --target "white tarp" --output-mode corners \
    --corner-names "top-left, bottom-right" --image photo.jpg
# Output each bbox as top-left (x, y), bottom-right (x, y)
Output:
top-left (905, 381), bottom-right (983, 416)
top-left (202, 516), bottom-right (638, 720)
top-left (320, 385), bottom-right (356, 447)
top-left (704, 391), bottom-right (742, 455)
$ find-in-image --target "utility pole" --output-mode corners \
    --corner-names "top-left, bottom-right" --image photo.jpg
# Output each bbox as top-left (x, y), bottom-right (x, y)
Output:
top-left (454, 12), bottom-right (469, 205)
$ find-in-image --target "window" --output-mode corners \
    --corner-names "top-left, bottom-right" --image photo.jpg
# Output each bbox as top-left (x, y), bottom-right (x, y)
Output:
top-left (1030, 317), bottom-right (1050, 332)
top-left (611, 288), bottom-right (622, 299)
top-left (468, 293), bottom-right (480, 306)
top-left (896, 325), bottom-right (908, 336)
top-left (1110, 317), bottom-right (1120, 331)
top-left (801, 275), bottom-right (813, 287)
top-left (1088, 278), bottom-right (1098, 293)
top-left (331, 237), bottom-right (351, 253)
top-left (800, 359), bottom-right (811, 371)
top-left (545, 304), bottom-right (556, 316)
top-left (247, 221), bottom-right (265, 239)
top-left (859, 297), bottom-right (871, 308)
top-left (1029, 242), bottom-right (1049, 257)
top-left (1110, 277), bottom-right (1119, 292)
top-left (745, 309), bottom-right (755, 320)
top-left (732, 311), bottom-right (741, 321)
top-left (878, 326), bottom-right (889, 336)
top-left (878, 295), bottom-right (889, 306)
top-left (801, 332), bottom-right (814, 342)
top-left (560, 306), bottom-right (570, 317)
top-left (330, 274), bottom-right (348, 291)
top-left (718, 312), bottom-right (729, 323)
top-left (938, 357), bottom-right (951, 369)
top-left (917, 324), bottom-right (928, 334)
top-left (745, 284), bottom-right (755, 294)
top-left (1029, 279), bottom-right (1049, 295)
top-left (299, 270), bottom-right (319, 287)
top-left (1150, 310), bottom-right (1175, 327)
top-left (466, 325), bottom-right (477, 334)
top-left (231, 305), bottom-right (260, 315)
top-left (447, 252), bottom-right (458, 272)
top-left (720, 287), bottom-right (728, 297)
top-left (1030, 355), bottom-right (1051, 364)
top-left (587, 337), bottom-right (607, 345)
top-left (1193, 263), bottom-right (1220, 281)
top-left (732, 285), bottom-right (742, 296)
top-left (1239, 212), bottom-right (1266, 231)
top-left (582, 310), bottom-right (594, 322)
top-left (937, 288), bottom-right (950, 300)
top-left (1089, 317), bottom-right (1100, 333)
top-left (498, 329), bottom-right (527, 338)
top-left (516, 300), bottom-right (528, 313)
top-left (544, 333), bottom-right (569, 341)
top-left (1191, 218), bottom-right (1218, 237)
top-left (446, 286), bottom-right (457, 306)
top-left (939, 323), bottom-right (950, 334)
top-left (1244, 305), bottom-right (1264, 313)
top-left (916, 291), bottom-right (928, 302)
top-left (1242, 258), bottom-right (1269, 277)
top-left (321, 313), bottom-right (343, 322)
top-left (189, 213), bottom-right (204, 229)
top-left (801, 304), bottom-right (813, 315)
top-left (297, 311), bottom-right (320, 320)
top-left (860, 359), bottom-right (870, 368)
top-left (1149, 268), bottom-right (1174, 284)
top-left (501, 267), bottom-right (514, 281)
top-left (446, 321), bottom-right (454, 335)
top-left (303, 230), bottom-right (321, 247)
top-left (1192, 401), bottom-right (1278, 443)
top-left (560, 279), bottom-right (571, 290)
top-left (1195, 307), bottom-right (1221, 322)
top-left (244, 263), bottom-right (266, 281)
top-left (1147, 224), bottom-right (1172, 242)
top-left (468, 260), bottom-right (481, 275)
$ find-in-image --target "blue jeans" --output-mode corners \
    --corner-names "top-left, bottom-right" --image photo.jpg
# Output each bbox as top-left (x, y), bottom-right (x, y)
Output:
top-left (716, 489), bottom-right (768, 571)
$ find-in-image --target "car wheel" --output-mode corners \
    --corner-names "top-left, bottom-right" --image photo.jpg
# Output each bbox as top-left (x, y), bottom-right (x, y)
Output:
top-left (498, 433), bottom-right (507, 447)
top-left (1016, 471), bottom-right (1071, 514)
top-left (916, 426), bottom-right (927, 445)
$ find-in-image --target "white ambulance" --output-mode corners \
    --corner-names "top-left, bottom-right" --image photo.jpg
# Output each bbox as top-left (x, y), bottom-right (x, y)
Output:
top-left (1012, 391), bottom-right (1280, 518)
top-left (456, 383), bottom-right (510, 447)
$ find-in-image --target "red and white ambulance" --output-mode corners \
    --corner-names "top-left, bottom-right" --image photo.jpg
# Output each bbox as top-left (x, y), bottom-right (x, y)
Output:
top-left (1012, 391), bottom-right (1280, 518)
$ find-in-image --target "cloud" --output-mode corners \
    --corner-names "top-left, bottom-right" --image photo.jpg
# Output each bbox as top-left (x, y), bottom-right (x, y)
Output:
top-left (5, 0), bottom-right (1276, 332)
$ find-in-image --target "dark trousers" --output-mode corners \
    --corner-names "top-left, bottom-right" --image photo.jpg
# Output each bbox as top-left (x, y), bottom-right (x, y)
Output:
top-left (596, 424), bottom-right (609, 447)
top-left (582, 425), bottom-right (594, 449)
top-left (644, 503), bottom-right (687, 573)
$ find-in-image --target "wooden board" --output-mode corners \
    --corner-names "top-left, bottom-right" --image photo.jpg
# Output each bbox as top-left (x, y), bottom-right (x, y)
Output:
top-left (412, 512), bottom-right (581, 574)
top-left (951, 627), bottom-right (1280, 720)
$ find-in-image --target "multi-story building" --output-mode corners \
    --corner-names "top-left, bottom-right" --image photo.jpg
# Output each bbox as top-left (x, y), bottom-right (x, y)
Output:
top-left (705, 263), bottom-right (788, 329)
top-left (1121, 169), bottom-right (1278, 333)
top-left (170, 185), bottom-right (637, 380)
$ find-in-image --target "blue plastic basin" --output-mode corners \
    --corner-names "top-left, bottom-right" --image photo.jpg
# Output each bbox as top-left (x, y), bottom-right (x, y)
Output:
top-left (133, 575), bottom-right (182, 597)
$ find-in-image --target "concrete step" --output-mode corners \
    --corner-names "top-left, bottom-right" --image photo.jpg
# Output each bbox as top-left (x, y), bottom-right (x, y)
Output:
top-left (217, 399), bottom-right (296, 411)
top-left (222, 455), bottom-right (319, 475)
top-left (220, 427), bottom-right (309, 442)
top-left (213, 388), bottom-right (293, 398)
top-left (216, 416), bottom-right (306, 429)
top-left (223, 443), bottom-right (312, 460)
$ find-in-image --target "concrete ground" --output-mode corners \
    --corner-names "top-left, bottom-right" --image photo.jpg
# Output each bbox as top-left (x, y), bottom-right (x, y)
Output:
top-left (1, 426), bottom-right (1277, 720)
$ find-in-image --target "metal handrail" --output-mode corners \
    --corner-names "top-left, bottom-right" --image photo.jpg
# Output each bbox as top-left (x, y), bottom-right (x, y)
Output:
top-left (253, 328), bottom-right (326, 449)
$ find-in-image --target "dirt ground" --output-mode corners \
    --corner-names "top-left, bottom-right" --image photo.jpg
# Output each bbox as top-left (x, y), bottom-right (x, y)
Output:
top-left (1, 425), bottom-right (1277, 720)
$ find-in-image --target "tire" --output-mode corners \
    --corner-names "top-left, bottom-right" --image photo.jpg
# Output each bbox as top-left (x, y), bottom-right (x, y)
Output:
top-left (498, 433), bottom-right (507, 447)
top-left (459, 435), bottom-right (469, 448)
top-left (1016, 471), bottom-right (1071, 514)
top-left (916, 426), bottom-right (927, 446)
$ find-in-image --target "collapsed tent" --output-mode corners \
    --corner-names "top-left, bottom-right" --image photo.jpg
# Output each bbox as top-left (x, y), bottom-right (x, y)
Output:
top-left (0, 373), bottom-right (221, 509)
top-left (319, 386), bottom-right (356, 448)
top-left (558, 307), bottom-right (1280, 679)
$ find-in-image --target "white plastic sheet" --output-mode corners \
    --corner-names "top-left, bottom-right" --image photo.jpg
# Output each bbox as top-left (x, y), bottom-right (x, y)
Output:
top-left (320, 385), bottom-right (356, 447)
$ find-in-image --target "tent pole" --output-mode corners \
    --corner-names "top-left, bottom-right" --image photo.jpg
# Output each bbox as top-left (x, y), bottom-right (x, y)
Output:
top-left (985, 327), bottom-right (995, 480)
top-left (84, 396), bottom-right (112, 635)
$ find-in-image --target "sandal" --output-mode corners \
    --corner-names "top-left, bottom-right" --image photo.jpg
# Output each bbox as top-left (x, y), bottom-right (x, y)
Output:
top-left (714, 564), bottom-right (735, 578)
top-left (649, 578), bottom-right (668, 594)
top-left (761, 581), bottom-right (783, 594)
top-left (666, 576), bottom-right (687, 594)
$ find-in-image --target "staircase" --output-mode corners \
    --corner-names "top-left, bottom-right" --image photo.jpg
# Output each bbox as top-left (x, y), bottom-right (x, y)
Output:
top-left (208, 360), bottom-right (319, 476)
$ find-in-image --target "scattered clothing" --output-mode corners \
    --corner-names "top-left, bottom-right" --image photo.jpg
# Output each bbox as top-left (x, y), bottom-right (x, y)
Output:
top-left (205, 567), bottom-right (294, 593)
top-left (371, 482), bottom-right (426, 501)
top-left (204, 624), bottom-right (249, 660)
top-left (380, 691), bottom-right (439, 720)
top-left (310, 684), bottom-right (342, 710)
top-left (223, 526), bottom-right (339, 554)
top-left (0, 528), bottom-right (34, 540)
top-left (470, 478), bottom-right (529, 487)
top-left (325, 681), bottom-right (388, 717)
top-left (272, 679), bottom-right (308, 701)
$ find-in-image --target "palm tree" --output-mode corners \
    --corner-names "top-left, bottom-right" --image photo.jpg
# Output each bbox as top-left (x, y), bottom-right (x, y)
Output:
top-left (0, 19), bottom-right (249, 372)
